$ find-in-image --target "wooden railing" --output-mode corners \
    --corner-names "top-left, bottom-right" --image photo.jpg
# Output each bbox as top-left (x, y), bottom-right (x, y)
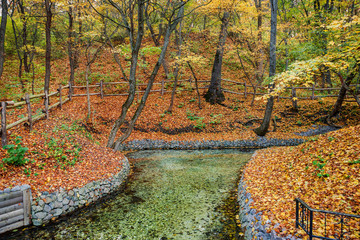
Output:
top-left (1, 78), bottom-right (359, 147)
top-left (70, 79), bottom-right (203, 98)
top-left (70, 78), bottom-right (359, 102)
top-left (1, 84), bottom-right (70, 147)
top-left (221, 79), bottom-right (359, 99)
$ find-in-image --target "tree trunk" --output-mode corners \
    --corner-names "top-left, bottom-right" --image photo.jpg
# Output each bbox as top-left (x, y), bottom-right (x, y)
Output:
top-left (328, 65), bottom-right (360, 121)
top-left (203, 15), bottom-right (207, 30)
top-left (107, 0), bottom-right (145, 148)
top-left (0, 0), bottom-right (8, 78)
top-left (68, 6), bottom-right (76, 91)
top-left (44, 0), bottom-right (52, 94)
top-left (204, 11), bottom-right (230, 104)
top-left (187, 62), bottom-right (202, 109)
top-left (255, 0), bottom-right (264, 84)
top-left (10, 15), bottom-right (25, 91)
top-left (254, 0), bottom-right (277, 136)
top-left (111, 2), bottom-right (185, 149)
top-left (144, 5), bottom-right (170, 79)
top-left (328, 84), bottom-right (347, 121)
top-left (168, 22), bottom-right (183, 113)
top-left (19, 2), bottom-right (30, 73)
top-left (85, 64), bottom-right (91, 119)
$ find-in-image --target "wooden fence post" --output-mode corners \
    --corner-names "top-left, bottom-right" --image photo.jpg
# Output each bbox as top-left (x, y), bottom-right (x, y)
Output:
top-left (25, 94), bottom-right (33, 131)
top-left (68, 81), bottom-right (72, 101)
top-left (100, 80), bottom-right (104, 99)
top-left (1, 102), bottom-right (7, 147)
top-left (244, 82), bottom-right (247, 99)
top-left (161, 79), bottom-right (165, 96)
top-left (45, 90), bottom-right (49, 119)
top-left (23, 188), bottom-right (31, 226)
top-left (59, 84), bottom-right (62, 109)
top-left (292, 86), bottom-right (298, 109)
top-left (311, 84), bottom-right (315, 100)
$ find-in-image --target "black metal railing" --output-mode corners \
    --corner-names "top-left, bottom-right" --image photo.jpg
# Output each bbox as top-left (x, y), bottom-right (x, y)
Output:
top-left (295, 198), bottom-right (360, 240)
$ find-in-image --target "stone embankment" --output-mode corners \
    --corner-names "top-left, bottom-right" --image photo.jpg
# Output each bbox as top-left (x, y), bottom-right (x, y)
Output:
top-left (117, 137), bottom-right (305, 150)
top-left (237, 152), bottom-right (301, 240)
top-left (0, 157), bottom-right (130, 227)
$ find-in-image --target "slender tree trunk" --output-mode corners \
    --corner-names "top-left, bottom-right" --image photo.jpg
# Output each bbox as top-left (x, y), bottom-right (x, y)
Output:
top-left (328, 84), bottom-right (347, 121)
top-left (85, 64), bottom-right (91, 119)
top-left (168, 22), bottom-right (183, 113)
top-left (112, 2), bottom-right (185, 149)
top-left (328, 65), bottom-right (360, 121)
top-left (144, 5), bottom-right (170, 79)
top-left (204, 11), bottom-right (230, 104)
top-left (254, 0), bottom-right (278, 136)
top-left (10, 15), bottom-right (25, 91)
top-left (187, 62), bottom-right (202, 109)
top-left (75, 1), bottom-right (81, 69)
top-left (44, 0), bottom-right (52, 94)
top-left (107, 0), bottom-right (145, 148)
top-left (68, 5), bottom-right (76, 90)
top-left (203, 15), bottom-right (207, 30)
top-left (0, 0), bottom-right (8, 78)
top-left (19, 2), bottom-right (30, 73)
top-left (284, 38), bottom-right (289, 70)
top-left (255, 0), bottom-right (264, 84)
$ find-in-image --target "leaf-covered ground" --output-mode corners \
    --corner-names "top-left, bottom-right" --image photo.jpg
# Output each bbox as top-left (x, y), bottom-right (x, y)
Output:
top-left (0, 109), bottom-right (126, 197)
top-left (1, 90), bottom-right (359, 198)
top-left (1, 36), bottom-right (360, 237)
top-left (1, 86), bottom-right (360, 239)
top-left (243, 125), bottom-right (360, 239)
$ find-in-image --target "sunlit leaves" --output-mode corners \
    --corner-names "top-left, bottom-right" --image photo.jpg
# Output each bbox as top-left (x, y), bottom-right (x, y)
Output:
top-left (244, 125), bottom-right (360, 238)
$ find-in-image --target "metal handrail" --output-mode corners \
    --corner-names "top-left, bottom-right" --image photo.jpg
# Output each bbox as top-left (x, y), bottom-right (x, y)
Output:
top-left (295, 198), bottom-right (360, 240)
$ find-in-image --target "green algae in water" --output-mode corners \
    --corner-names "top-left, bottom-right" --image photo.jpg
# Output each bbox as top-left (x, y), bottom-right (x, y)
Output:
top-left (10, 149), bottom-right (252, 240)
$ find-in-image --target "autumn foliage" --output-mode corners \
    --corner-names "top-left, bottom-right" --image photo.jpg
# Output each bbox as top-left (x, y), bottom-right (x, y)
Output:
top-left (243, 125), bottom-right (360, 239)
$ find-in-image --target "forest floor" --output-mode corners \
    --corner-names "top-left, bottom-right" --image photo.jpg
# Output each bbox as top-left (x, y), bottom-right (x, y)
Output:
top-left (1, 89), bottom-right (359, 239)
top-left (244, 125), bottom-right (360, 239)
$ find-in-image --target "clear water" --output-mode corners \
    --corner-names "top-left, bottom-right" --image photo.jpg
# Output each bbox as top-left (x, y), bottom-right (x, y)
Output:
top-left (6, 149), bottom-right (252, 240)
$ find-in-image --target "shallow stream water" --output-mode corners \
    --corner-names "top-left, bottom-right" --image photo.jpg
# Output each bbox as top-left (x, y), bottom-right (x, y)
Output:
top-left (5, 149), bottom-right (252, 240)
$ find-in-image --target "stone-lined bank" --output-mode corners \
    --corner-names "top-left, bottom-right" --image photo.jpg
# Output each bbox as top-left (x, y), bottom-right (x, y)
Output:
top-left (1, 157), bottom-right (130, 227)
top-left (237, 152), bottom-right (301, 240)
top-left (31, 157), bottom-right (130, 226)
top-left (118, 137), bottom-right (305, 150)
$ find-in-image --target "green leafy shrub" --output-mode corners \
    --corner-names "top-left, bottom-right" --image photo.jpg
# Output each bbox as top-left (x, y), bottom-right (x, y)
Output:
top-left (210, 114), bottom-right (223, 124)
top-left (194, 118), bottom-right (206, 130)
top-left (312, 155), bottom-right (329, 178)
top-left (3, 137), bottom-right (29, 166)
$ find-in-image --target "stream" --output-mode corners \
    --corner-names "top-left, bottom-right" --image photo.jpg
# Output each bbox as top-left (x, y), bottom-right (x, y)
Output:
top-left (5, 149), bottom-right (252, 240)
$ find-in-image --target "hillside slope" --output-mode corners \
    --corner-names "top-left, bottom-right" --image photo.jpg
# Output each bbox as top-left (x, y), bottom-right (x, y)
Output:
top-left (243, 125), bottom-right (360, 238)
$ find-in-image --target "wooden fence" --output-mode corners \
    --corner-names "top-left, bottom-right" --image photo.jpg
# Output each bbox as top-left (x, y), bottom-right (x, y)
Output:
top-left (0, 187), bottom-right (31, 234)
top-left (70, 78), bottom-right (359, 101)
top-left (0, 84), bottom-right (70, 147)
top-left (70, 79), bottom-right (208, 98)
top-left (1, 78), bottom-right (359, 147)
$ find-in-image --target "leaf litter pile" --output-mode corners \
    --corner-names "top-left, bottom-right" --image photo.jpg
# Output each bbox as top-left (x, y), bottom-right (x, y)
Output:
top-left (243, 125), bottom-right (360, 239)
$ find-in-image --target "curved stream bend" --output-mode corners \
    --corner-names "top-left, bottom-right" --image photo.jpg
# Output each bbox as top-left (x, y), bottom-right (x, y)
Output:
top-left (7, 149), bottom-right (252, 240)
